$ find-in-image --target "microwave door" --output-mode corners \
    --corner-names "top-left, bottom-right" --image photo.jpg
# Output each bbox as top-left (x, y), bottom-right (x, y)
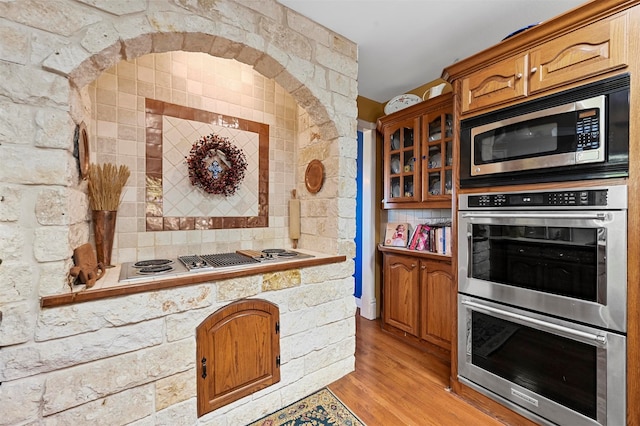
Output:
top-left (470, 96), bottom-right (606, 176)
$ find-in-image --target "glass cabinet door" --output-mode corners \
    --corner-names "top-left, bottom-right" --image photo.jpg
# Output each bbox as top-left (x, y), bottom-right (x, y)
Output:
top-left (444, 114), bottom-right (453, 194)
top-left (385, 118), bottom-right (419, 203)
top-left (423, 112), bottom-right (453, 200)
top-left (379, 95), bottom-right (453, 209)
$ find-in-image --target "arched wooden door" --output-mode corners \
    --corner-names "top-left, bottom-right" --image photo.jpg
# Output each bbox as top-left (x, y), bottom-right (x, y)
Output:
top-left (196, 299), bottom-right (280, 417)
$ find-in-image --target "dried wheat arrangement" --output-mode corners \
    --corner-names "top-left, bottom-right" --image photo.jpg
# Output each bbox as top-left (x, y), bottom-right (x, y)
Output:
top-left (87, 163), bottom-right (131, 211)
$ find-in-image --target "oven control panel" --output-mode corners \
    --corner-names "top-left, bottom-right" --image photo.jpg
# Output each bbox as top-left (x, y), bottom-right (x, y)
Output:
top-left (466, 189), bottom-right (608, 208)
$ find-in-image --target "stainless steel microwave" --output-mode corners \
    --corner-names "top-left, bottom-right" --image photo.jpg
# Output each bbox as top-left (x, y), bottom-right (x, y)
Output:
top-left (460, 75), bottom-right (629, 188)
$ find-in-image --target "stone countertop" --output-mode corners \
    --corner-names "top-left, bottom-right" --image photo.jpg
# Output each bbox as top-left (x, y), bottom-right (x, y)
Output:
top-left (40, 250), bottom-right (347, 308)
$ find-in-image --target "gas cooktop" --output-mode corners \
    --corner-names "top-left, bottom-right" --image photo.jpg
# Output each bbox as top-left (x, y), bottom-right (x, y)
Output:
top-left (118, 249), bottom-right (313, 283)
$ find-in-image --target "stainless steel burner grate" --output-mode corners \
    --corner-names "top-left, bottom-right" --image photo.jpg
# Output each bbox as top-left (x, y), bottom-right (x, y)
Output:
top-left (201, 253), bottom-right (259, 268)
top-left (178, 255), bottom-right (209, 269)
top-left (178, 253), bottom-right (259, 270)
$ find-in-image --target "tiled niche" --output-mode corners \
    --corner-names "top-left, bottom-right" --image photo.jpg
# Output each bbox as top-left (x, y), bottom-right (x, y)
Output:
top-left (91, 51), bottom-right (298, 263)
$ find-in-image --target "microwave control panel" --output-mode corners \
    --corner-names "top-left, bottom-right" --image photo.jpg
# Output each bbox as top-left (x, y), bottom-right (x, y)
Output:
top-left (576, 108), bottom-right (600, 150)
top-left (467, 189), bottom-right (608, 208)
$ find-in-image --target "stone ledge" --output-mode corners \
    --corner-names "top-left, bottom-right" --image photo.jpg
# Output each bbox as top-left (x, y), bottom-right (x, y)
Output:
top-left (40, 252), bottom-right (347, 308)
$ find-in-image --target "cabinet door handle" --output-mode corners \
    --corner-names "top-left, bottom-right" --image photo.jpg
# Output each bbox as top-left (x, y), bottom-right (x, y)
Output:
top-left (201, 357), bottom-right (207, 379)
top-left (421, 265), bottom-right (426, 270)
top-left (411, 263), bottom-right (416, 268)
top-left (515, 73), bottom-right (523, 79)
top-left (530, 67), bottom-right (538, 74)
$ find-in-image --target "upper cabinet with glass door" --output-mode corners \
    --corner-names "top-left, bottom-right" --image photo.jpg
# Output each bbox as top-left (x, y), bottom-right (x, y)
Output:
top-left (423, 110), bottom-right (453, 202)
top-left (384, 116), bottom-right (420, 204)
top-left (378, 94), bottom-right (453, 209)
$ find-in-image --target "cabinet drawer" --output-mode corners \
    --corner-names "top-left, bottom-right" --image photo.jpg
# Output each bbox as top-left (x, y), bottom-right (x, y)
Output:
top-left (529, 14), bottom-right (627, 94)
top-left (461, 54), bottom-right (527, 114)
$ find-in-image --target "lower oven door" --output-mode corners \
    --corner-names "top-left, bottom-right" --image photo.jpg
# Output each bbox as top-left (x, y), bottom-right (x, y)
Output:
top-left (458, 295), bottom-right (626, 426)
top-left (458, 209), bottom-right (627, 332)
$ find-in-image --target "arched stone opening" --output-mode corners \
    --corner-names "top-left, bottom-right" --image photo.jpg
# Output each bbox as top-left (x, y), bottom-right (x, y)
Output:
top-left (63, 30), bottom-right (337, 141)
top-left (51, 21), bottom-right (354, 265)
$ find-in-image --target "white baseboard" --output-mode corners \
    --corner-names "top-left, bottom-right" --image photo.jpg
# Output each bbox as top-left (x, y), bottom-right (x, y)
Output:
top-left (357, 297), bottom-right (377, 320)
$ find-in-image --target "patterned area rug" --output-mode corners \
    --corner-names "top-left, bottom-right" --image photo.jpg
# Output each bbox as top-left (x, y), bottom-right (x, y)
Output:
top-left (247, 387), bottom-right (365, 426)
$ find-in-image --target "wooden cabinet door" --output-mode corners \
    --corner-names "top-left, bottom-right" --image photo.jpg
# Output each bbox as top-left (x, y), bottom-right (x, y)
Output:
top-left (383, 254), bottom-right (420, 336)
top-left (421, 107), bottom-right (453, 202)
top-left (383, 117), bottom-right (421, 204)
top-left (196, 299), bottom-right (280, 416)
top-left (419, 260), bottom-right (453, 350)
top-left (460, 54), bottom-right (527, 114)
top-left (529, 14), bottom-right (627, 94)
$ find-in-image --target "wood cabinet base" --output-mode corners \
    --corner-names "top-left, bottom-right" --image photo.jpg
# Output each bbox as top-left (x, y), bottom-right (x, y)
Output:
top-left (380, 249), bottom-right (453, 352)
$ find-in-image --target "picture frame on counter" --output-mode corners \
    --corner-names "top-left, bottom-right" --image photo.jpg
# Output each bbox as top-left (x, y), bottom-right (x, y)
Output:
top-left (383, 222), bottom-right (410, 247)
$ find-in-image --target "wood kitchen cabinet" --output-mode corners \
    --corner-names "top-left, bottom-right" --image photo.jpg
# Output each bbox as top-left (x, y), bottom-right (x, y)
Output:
top-left (378, 95), bottom-right (453, 209)
top-left (443, 3), bottom-right (640, 425)
top-left (460, 13), bottom-right (627, 114)
top-left (381, 249), bottom-right (453, 351)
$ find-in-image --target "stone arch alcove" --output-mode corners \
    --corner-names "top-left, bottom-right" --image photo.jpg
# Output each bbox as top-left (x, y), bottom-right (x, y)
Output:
top-left (39, 0), bottom-right (359, 265)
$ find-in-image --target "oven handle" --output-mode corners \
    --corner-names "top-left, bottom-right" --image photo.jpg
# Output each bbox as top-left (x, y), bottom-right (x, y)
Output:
top-left (461, 299), bottom-right (608, 346)
top-left (461, 212), bottom-right (608, 220)
top-left (466, 229), bottom-right (472, 278)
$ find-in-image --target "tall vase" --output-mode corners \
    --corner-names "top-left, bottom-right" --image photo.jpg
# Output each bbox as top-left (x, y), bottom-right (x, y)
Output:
top-left (92, 210), bottom-right (117, 267)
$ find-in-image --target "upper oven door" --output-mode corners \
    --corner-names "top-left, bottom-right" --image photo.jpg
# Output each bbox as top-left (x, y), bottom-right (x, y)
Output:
top-left (458, 209), bottom-right (627, 332)
top-left (470, 95), bottom-right (605, 177)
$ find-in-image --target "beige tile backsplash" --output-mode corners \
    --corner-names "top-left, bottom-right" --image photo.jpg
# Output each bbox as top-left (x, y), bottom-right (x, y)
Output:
top-left (91, 52), bottom-right (298, 263)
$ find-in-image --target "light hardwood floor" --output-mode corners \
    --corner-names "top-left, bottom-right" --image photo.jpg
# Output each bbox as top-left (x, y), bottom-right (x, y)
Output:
top-left (328, 314), bottom-right (505, 426)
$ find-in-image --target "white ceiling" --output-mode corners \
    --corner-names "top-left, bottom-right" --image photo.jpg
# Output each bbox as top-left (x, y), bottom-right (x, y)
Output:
top-left (277, 0), bottom-right (587, 103)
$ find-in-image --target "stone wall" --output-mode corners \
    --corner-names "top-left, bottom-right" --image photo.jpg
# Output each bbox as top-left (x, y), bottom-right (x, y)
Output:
top-left (0, 0), bottom-right (358, 424)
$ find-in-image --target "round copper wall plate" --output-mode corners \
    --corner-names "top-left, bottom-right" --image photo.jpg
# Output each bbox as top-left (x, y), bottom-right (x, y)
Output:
top-left (305, 159), bottom-right (324, 194)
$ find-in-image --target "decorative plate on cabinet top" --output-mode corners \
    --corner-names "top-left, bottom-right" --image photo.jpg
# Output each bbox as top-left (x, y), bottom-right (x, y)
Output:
top-left (502, 23), bottom-right (539, 40)
top-left (384, 94), bottom-right (422, 115)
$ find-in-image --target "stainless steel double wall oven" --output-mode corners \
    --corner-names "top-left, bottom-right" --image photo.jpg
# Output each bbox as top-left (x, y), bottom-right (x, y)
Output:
top-left (457, 77), bottom-right (630, 426)
top-left (458, 186), bottom-right (627, 426)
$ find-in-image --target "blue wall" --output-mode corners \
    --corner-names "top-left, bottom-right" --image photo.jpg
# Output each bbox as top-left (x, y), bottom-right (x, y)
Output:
top-left (354, 130), bottom-right (363, 298)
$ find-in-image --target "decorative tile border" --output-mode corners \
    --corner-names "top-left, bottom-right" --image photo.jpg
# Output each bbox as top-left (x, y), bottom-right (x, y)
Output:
top-left (145, 99), bottom-right (269, 231)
